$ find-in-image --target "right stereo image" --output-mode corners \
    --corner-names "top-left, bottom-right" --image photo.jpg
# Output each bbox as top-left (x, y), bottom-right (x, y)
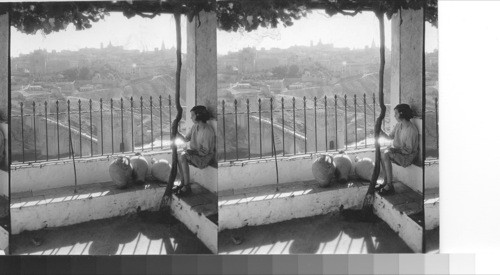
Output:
top-left (216, 3), bottom-right (438, 254)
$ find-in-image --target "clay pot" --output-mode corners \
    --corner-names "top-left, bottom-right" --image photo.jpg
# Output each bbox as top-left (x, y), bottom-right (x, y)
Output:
top-left (332, 151), bottom-right (353, 183)
top-left (109, 156), bottom-right (133, 189)
top-left (312, 155), bottom-right (336, 188)
top-left (130, 153), bottom-right (150, 184)
top-left (354, 157), bottom-right (375, 181)
top-left (151, 158), bottom-right (172, 183)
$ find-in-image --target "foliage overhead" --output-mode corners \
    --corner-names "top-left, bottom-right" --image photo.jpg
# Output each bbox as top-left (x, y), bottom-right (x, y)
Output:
top-left (5, 0), bottom-right (437, 35)
top-left (8, 1), bottom-right (213, 35)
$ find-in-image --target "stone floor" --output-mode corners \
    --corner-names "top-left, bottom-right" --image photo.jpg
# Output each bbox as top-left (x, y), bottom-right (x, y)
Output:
top-left (219, 212), bottom-right (413, 254)
top-left (10, 211), bottom-right (211, 255)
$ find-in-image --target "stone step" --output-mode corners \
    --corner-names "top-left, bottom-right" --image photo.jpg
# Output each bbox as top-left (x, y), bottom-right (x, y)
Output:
top-left (0, 225), bottom-right (7, 253)
top-left (10, 181), bottom-right (217, 254)
top-left (373, 182), bottom-right (423, 253)
top-left (218, 179), bottom-right (370, 231)
top-left (425, 188), bottom-right (439, 230)
top-left (190, 166), bottom-right (217, 194)
top-left (0, 195), bottom-right (8, 229)
top-left (169, 183), bottom-right (218, 253)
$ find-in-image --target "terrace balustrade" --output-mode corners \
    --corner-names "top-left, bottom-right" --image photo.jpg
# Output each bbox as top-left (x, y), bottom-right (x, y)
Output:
top-left (11, 95), bottom-right (186, 163)
top-left (218, 93), bottom-right (439, 162)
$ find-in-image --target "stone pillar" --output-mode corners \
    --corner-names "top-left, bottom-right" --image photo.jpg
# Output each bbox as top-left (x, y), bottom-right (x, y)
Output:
top-left (185, 10), bottom-right (217, 130)
top-left (390, 8), bottom-right (425, 165)
top-left (0, 10), bottom-right (7, 123)
top-left (0, 8), bottom-right (9, 255)
top-left (390, 8), bottom-right (425, 127)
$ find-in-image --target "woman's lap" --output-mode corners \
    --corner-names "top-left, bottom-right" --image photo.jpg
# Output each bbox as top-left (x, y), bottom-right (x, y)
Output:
top-left (387, 151), bottom-right (414, 168)
top-left (184, 149), bottom-right (212, 169)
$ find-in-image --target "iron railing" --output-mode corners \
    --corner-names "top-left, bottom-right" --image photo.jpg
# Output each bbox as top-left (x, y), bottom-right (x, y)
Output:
top-left (11, 95), bottom-right (185, 163)
top-left (218, 94), bottom-right (440, 162)
top-left (218, 93), bottom-right (391, 162)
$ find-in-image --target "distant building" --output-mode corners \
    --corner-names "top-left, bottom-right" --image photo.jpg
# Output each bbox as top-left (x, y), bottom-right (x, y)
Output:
top-left (238, 47), bottom-right (256, 74)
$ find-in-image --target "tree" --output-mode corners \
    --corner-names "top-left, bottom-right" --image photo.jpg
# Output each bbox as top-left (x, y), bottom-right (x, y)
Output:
top-left (288, 64), bottom-right (300, 78)
top-left (271, 65), bottom-right (287, 78)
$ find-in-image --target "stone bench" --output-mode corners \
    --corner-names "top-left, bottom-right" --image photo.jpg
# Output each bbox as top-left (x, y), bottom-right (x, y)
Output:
top-left (219, 179), bottom-right (370, 231)
top-left (10, 180), bottom-right (218, 253)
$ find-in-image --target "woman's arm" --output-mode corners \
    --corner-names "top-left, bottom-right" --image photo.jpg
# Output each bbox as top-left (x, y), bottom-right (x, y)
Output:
top-left (400, 126), bottom-right (419, 155)
top-left (177, 125), bottom-right (192, 142)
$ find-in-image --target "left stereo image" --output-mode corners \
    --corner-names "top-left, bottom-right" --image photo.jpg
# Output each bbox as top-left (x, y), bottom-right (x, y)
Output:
top-left (3, 2), bottom-right (217, 255)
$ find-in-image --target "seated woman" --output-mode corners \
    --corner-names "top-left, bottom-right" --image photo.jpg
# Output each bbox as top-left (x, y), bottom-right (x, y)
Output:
top-left (377, 103), bottom-right (419, 195)
top-left (174, 105), bottom-right (215, 196)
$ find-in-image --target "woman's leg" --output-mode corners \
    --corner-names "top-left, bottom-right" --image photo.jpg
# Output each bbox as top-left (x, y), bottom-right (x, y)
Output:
top-left (178, 151), bottom-right (190, 187)
top-left (381, 149), bottom-right (394, 190)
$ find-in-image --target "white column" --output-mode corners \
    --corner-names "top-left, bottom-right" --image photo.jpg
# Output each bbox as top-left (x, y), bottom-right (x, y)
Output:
top-left (390, 8), bottom-right (425, 165)
top-left (185, 10), bottom-right (218, 130)
top-left (0, 8), bottom-right (9, 255)
top-left (390, 8), bottom-right (425, 127)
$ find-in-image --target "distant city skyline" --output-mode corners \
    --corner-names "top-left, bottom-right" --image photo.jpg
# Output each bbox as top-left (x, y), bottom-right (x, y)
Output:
top-left (11, 11), bottom-right (438, 58)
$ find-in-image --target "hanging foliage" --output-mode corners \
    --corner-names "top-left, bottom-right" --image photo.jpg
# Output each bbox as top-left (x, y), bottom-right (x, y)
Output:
top-left (6, 1), bottom-right (436, 35)
top-left (8, 1), bottom-right (214, 35)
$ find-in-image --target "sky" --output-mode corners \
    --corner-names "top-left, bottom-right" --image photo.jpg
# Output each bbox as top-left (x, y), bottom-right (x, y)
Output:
top-left (11, 10), bottom-right (438, 57)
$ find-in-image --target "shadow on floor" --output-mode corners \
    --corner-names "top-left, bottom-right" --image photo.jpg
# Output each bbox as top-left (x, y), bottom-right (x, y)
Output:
top-left (11, 210), bottom-right (211, 255)
top-left (219, 212), bottom-right (413, 254)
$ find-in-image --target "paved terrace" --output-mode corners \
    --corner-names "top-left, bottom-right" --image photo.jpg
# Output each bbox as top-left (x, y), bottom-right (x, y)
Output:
top-left (219, 213), bottom-right (412, 254)
top-left (11, 211), bottom-right (210, 255)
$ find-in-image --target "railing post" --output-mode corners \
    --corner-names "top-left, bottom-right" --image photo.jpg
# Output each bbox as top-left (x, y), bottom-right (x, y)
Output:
top-left (130, 97), bottom-right (134, 152)
top-left (281, 97), bottom-right (285, 156)
top-left (78, 99), bottom-right (82, 157)
top-left (45, 101), bottom-right (48, 161)
top-left (159, 95), bottom-right (163, 149)
top-left (314, 96), bottom-right (317, 153)
top-left (258, 98), bottom-right (262, 158)
top-left (435, 97), bottom-right (439, 158)
top-left (168, 95), bottom-right (172, 142)
top-left (270, 97), bottom-right (274, 157)
top-left (33, 101), bottom-right (37, 162)
top-left (354, 94), bottom-right (358, 149)
top-left (334, 95), bottom-right (338, 150)
top-left (303, 96), bottom-right (307, 153)
top-left (67, 100), bottom-right (71, 159)
top-left (234, 99), bottom-right (238, 160)
top-left (140, 96), bottom-right (144, 151)
top-left (363, 94), bottom-right (367, 148)
top-left (150, 96), bottom-right (154, 151)
top-left (324, 95), bottom-right (327, 152)
top-left (56, 100), bottom-right (60, 159)
top-left (222, 100), bottom-right (226, 161)
top-left (111, 98), bottom-right (114, 154)
top-left (247, 98), bottom-right (250, 159)
top-left (100, 98), bottom-right (103, 156)
top-left (120, 98), bottom-right (124, 153)
top-left (292, 97), bottom-right (296, 155)
top-left (373, 93), bottom-right (376, 132)
top-left (89, 99), bottom-right (93, 157)
top-left (344, 94), bottom-right (348, 150)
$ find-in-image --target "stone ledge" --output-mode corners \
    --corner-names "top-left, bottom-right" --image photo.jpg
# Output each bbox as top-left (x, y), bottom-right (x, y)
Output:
top-left (11, 180), bottom-right (218, 242)
top-left (219, 179), bottom-right (370, 231)
top-left (373, 182), bottom-right (423, 253)
top-left (424, 188), bottom-right (439, 230)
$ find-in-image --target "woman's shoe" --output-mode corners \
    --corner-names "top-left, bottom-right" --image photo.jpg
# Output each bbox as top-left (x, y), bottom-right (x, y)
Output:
top-left (374, 183), bottom-right (386, 191)
top-left (176, 185), bottom-right (192, 197)
top-left (378, 186), bottom-right (395, 196)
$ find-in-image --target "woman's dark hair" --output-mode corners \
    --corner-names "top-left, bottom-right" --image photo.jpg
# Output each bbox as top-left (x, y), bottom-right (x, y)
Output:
top-left (394, 103), bottom-right (414, 121)
top-left (190, 105), bottom-right (211, 123)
